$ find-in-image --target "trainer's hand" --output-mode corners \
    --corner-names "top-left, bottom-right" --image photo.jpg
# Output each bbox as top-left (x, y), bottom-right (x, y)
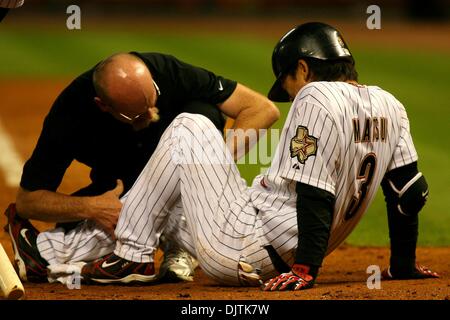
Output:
top-left (88, 180), bottom-right (124, 237)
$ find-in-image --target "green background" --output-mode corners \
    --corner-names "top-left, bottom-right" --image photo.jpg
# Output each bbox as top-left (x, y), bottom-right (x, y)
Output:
top-left (1, 26), bottom-right (449, 246)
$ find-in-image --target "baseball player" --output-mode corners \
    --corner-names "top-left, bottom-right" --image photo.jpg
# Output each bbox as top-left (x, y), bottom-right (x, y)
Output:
top-left (0, 0), bottom-right (24, 22)
top-left (4, 52), bottom-right (279, 284)
top-left (13, 23), bottom-right (439, 289)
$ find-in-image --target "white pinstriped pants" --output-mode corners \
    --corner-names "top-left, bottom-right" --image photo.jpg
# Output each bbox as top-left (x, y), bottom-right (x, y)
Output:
top-left (37, 114), bottom-right (275, 285)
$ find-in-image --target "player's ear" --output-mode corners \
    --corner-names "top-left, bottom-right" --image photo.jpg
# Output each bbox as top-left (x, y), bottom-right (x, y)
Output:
top-left (298, 60), bottom-right (310, 82)
top-left (94, 97), bottom-right (109, 112)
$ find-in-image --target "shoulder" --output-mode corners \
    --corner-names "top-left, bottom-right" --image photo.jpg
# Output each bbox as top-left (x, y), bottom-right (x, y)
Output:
top-left (375, 86), bottom-right (404, 106)
top-left (294, 82), bottom-right (346, 115)
top-left (368, 85), bottom-right (406, 113)
top-left (296, 81), bottom-right (348, 104)
top-left (47, 69), bottom-right (96, 121)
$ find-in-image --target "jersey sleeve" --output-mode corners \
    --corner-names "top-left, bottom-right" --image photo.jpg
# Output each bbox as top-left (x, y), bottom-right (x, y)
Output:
top-left (163, 54), bottom-right (237, 104)
top-left (279, 100), bottom-right (340, 195)
top-left (20, 101), bottom-right (74, 192)
top-left (387, 104), bottom-right (418, 171)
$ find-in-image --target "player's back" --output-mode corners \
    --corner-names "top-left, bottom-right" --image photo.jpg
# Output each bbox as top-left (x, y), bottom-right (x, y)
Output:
top-left (250, 81), bottom-right (417, 257)
top-left (307, 81), bottom-right (418, 252)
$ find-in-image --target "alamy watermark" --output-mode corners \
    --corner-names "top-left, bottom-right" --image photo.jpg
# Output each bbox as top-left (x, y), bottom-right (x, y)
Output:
top-left (366, 5), bottom-right (381, 30)
top-left (65, 5), bottom-right (380, 32)
top-left (366, 265), bottom-right (381, 289)
top-left (67, 271), bottom-right (82, 289)
top-left (66, 5), bottom-right (81, 30)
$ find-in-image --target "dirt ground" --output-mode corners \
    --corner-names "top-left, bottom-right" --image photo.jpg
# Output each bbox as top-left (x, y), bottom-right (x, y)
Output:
top-left (0, 79), bottom-right (449, 301)
top-left (3, 246), bottom-right (448, 300)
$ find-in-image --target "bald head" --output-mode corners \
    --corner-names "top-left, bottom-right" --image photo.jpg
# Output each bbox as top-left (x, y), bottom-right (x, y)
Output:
top-left (93, 53), bottom-right (155, 114)
top-left (92, 53), bottom-right (160, 129)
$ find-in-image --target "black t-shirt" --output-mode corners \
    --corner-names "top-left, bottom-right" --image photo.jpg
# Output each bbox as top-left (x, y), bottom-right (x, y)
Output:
top-left (20, 52), bottom-right (237, 195)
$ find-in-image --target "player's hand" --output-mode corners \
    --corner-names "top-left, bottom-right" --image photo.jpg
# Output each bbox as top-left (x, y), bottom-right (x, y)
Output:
top-left (88, 179), bottom-right (124, 237)
top-left (382, 264), bottom-right (439, 280)
top-left (263, 264), bottom-right (315, 291)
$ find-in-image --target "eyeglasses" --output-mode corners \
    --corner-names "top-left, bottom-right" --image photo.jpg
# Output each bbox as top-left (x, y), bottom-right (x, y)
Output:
top-left (115, 80), bottom-right (161, 123)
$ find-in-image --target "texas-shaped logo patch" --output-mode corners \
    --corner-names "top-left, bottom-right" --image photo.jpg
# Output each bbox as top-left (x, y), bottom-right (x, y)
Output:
top-left (290, 126), bottom-right (318, 164)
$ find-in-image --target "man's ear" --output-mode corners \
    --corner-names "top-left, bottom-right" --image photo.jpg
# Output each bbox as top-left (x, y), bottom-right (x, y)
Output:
top-left (94, 97), bottom-right (109, 112)
top-left (298, 59), bottom-right (310, 82)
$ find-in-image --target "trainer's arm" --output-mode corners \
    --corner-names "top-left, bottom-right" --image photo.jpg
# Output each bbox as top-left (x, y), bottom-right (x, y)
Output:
top-left (16, 180), bottom-right (124, 235)
top-left (218, 83), bottom-right (280, 160)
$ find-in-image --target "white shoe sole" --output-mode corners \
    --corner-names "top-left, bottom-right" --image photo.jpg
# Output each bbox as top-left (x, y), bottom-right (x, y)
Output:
top-left (9, 224), bottom-right (28, 282)
top-left (91, 273), bottom-right (157, 284)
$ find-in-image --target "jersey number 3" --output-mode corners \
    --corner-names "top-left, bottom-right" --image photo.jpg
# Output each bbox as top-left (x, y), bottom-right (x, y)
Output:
top-left (344, 153), bottom-right (377, 221)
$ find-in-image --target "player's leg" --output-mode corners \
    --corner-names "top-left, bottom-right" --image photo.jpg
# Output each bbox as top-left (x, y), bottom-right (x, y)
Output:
top-left (4, 203), bottom-right (48, 282)
top-left (158, 202), bottom-right (198, 282)
top-left (5, 201), bottom-right (113, 283)
top-left (128, 113), bottom-right (267, 285)
top-left (149, 114), bottom-right (265, 285)
top-left (33, 185), bottom-right (122, 268)
top-left (81, 113), bottom-right (262, 285)
top-left (157, 99), bottom-right (226, 282)
top-left (113, 113), bottom-right (244, 260)
top-left (36, 220), bottom-right (115, 266)
top-left (79, 115), bottom-right (190, 283)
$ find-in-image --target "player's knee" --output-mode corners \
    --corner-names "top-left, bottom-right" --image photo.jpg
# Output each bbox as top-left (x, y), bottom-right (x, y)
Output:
top-left (381, 162), bottom-right (429, 216)
top-left (175, 113), bottom-right (216, 132)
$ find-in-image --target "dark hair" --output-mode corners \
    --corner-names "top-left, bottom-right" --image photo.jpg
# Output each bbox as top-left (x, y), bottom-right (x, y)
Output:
top-left (287, 57), bottom-right (358, 82)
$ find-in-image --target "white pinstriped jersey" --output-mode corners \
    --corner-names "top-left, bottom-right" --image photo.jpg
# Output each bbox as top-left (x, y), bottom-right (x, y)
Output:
top-left (0, 0), bottom-right (23, 8)
top-left (250, 81), bottom-right (418, 258)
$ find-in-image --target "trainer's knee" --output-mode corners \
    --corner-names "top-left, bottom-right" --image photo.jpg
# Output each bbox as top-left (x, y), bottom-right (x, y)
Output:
top-left (381, 162), bottom-right (429, 216)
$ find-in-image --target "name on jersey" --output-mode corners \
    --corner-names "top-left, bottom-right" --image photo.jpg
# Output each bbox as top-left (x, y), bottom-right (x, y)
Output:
top-left (352, 117), bottom-right (387, 143)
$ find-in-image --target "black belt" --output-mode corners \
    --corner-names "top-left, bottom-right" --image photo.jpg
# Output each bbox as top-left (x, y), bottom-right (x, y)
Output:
top-left (264, 245), bottom-right (291, 274)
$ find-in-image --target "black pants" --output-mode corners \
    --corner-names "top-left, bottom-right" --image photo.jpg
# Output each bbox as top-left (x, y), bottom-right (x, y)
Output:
top-left (0, 8), bottom-right (10, 22)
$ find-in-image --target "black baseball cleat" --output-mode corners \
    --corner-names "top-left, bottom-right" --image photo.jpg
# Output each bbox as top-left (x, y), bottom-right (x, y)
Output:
top-left (382, 264), bottom-right (440, 280)
top-left (81, 253), bottom-right (157, 284)
top-left (4, 203), bottom-right (49, 282)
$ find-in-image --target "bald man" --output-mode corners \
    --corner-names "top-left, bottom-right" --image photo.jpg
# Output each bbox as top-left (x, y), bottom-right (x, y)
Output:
top-left (5, 52), bottom-right (279, 284)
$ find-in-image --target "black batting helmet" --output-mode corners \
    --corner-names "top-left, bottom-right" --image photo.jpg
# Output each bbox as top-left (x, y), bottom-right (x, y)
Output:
top-left (268, 22), bottom-right (354, 102)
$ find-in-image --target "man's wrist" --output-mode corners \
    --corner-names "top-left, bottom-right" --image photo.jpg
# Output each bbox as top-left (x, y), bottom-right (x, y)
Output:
top-left (78, 196), bottom-right (96, 220)
top-left (292, 263), bottom-right (319, 280)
